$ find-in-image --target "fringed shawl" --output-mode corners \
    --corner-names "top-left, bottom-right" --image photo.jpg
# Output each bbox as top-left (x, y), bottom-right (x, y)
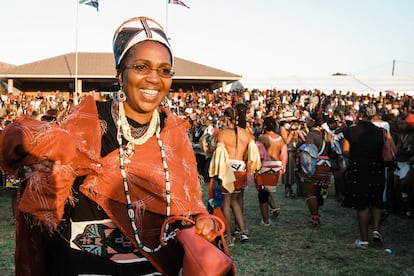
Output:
top-left (0, 96), bottom-right (208, 275)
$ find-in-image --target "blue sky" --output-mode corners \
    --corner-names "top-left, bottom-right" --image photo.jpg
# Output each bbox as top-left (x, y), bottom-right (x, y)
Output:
top-left (1, 0), bottom-right (414, 83)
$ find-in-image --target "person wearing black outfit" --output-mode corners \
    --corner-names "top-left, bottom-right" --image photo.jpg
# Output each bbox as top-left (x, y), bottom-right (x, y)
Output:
top-left (342, 104), bottom-right (386, 248)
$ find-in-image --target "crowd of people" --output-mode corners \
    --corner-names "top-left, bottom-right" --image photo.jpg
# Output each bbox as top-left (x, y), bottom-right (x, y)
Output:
top-left (2, 83), bottom-right (414, 219)
top-left (173, 86), bottom-right (414, 248)
top-left (1, 17), bottom-right (414, 275)
top-left (2, 85), bottom-right (414, 222)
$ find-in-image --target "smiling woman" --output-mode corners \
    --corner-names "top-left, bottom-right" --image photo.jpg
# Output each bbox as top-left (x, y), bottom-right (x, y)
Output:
top-left (118, 40), bottom-right (173, 123)
top-left (0, 16), bottom-right (234, 276)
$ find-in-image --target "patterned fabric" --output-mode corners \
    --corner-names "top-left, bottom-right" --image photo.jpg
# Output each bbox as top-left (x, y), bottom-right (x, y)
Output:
top-left (309, 158), bottom-right (332, 186)
top-left (299, 142), bottom-right (332, 186)
top-left (209, 141), bottom-right (261, 193)
top-left (228, 159), bottom-right (246, 172)
top-left (71, 219), bottom-right (146, 263)
top-left (298, 143), bottom-right (319, 177)
top-left (299, 143), bottom-right (331, 179)
top-left (5, 175), bottom-right (22, 188)
top-left (112, 17), bottom-right (172, 68)
top-left (254, 161), bottom-right (282, 192)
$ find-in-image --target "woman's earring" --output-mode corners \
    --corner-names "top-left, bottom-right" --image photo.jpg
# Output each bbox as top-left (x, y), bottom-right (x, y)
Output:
top-left (117, 89), bottom-right (126, 102)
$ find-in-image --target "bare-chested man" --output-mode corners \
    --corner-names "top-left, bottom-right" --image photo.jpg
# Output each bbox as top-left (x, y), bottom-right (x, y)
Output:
top-left (256, 117), bottom-right (288, 225)
top-left (209, 107), bottom-right (261, 246)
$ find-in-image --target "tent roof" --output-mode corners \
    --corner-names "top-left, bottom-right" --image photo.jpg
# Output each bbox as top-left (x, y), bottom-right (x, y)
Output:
top-left (242, 75), bottom-right (414, 95)
top-left (0, 52), bottom-right (241, 92)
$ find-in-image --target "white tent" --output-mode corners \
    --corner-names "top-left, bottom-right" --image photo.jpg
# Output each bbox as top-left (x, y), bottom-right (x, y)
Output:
top-left (240, 75), bottom-right (414, 95)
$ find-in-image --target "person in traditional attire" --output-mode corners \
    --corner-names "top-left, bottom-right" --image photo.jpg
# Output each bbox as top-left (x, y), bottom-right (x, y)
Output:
top-left (279, 111), bottom-right (304, 198)
top-left (209, 107), bottom-right (261, 246)
top-left (0, 16), bottom-right (233, 276)
top-left (298, 117), bottom-right (332, 226)
top-left (255, 117), bottom-right (288, 226)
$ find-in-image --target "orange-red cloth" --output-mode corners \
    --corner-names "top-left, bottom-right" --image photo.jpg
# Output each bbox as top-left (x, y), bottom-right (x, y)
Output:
top-left (0, 96), bottom-right (207, 231)
top-left (233, 171), bottom-right (248, 191)
top-left (0, 96), bottom-right (103, 230)
top-left (0, 96), bottom-right (208, 275)
top-left (406, 114), bottom-right (414, 127)
top-left (80, 105), bottom-right (208, 248)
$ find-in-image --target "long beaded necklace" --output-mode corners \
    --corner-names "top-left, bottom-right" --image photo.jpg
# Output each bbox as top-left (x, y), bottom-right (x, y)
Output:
top-left (116, 101), bottom-right (172, 253)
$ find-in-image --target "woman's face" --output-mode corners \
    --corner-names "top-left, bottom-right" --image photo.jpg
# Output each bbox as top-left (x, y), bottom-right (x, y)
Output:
top-left (119, 41), bottom-right (172, 122)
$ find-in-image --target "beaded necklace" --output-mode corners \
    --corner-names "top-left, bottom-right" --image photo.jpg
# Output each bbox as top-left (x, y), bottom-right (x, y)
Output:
top-left (118, 100), bottom-right (160, 145)
top-left (116, 101), bottom-right (172, 253)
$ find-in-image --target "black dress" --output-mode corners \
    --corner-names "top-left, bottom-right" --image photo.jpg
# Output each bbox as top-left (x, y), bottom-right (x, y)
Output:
top-left (342, 120), bottom-right (385, 210)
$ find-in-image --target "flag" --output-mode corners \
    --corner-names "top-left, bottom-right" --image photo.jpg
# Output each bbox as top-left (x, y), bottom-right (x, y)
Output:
top-left (79, 0), bottom-right (99, 12)
top-left (169, 0), bottom-right (190, 9)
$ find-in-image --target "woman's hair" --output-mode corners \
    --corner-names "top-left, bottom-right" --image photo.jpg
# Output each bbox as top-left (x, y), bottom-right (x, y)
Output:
top-left (235, 103), bottom-right (247, 129)
top-left (224, 107), bottom-right (238, 129)
top-left (262, 116), bottom-right (276, 133)
top-left (224, 107), bottom-right (239, 149)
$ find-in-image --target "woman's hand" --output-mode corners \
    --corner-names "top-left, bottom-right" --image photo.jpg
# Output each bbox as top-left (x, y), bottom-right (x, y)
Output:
top-left (195, 217), bottom-right (216, 242)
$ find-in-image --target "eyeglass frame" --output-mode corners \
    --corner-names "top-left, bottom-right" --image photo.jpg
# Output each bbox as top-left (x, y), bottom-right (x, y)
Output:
top-left (125, 63), bottom-right (175, 78)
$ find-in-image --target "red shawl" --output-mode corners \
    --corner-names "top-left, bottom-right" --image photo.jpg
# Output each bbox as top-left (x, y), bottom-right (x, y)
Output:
top-left (0, 96), bottom-right (207, 275)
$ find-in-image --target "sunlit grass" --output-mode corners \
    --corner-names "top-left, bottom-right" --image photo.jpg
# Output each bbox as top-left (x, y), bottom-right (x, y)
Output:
top-left (206, 180), bottom-right (414, 276)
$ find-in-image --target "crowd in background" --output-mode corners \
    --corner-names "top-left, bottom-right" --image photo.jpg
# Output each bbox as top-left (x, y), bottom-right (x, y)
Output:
top-left (165, 88), bottom-right (414, 220)
top-left (1, 88), bottom-right (414, 221)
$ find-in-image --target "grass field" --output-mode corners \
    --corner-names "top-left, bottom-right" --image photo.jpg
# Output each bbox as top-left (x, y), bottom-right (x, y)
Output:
top-left (1, 181), bottom-right (413, 276)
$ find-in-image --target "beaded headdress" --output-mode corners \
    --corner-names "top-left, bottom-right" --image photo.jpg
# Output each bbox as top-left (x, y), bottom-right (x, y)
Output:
top-left (112, 16), bottom-right (173, 70)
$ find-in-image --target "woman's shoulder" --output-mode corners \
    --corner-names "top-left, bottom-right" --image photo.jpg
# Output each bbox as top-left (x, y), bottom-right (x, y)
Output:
top-left (261, 131), bottom-right (282, 141)
top-left (216, 128), bottom-right (232, 140)
top-left (238, 126), bottom-right (255, 141)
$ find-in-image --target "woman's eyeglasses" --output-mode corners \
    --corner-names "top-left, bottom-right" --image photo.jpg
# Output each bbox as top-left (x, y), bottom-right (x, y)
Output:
top-left (126, 64), bottom-right (175, 78)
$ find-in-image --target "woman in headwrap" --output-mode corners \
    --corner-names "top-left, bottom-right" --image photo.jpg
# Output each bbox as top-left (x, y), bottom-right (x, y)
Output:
top-left (0, 16), bottom-right (233, 275)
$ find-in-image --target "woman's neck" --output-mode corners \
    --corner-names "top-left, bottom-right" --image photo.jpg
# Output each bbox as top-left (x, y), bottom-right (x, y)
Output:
top-left (124, 103), bottom-right (153, 124)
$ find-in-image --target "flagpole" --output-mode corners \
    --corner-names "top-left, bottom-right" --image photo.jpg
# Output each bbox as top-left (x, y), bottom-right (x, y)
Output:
top-left (165, 0), bottom-right (169, 36)
top-left (74, 0), bottom-right (80, 105)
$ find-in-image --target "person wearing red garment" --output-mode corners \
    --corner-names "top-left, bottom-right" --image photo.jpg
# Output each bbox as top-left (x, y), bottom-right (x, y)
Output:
top-left (0, 16), bottom-right (233, 275)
